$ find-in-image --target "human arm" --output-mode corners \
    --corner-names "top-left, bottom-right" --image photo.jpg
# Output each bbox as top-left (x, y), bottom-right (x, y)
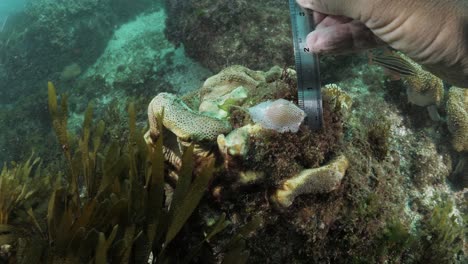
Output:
top-left (297, 0), bottom-right (468, 87)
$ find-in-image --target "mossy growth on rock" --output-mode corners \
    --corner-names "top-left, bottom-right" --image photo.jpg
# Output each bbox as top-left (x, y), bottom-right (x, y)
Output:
top-left (416, 198), bottom-right (465, 263)
top-left (366, 117), bottom-right (392, 161)
top-left (245, 94), bottom-right (345, 186)
top-left (374, 197), bottom-right (466, 263)
top-left (164, 0), bottom-right (292, 72)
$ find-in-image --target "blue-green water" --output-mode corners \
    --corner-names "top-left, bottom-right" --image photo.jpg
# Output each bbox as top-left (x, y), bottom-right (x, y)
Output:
top-left (0, 0), bottom-right (27, 13)
top-left (0, 1), bottom-right (466, 263)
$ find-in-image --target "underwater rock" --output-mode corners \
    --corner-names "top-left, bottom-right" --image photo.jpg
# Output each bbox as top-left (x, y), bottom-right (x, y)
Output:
top-left (0, 0), bottom-right (159, 162)
top-left (446, 86), bottom-right (468, 152)
top-left (145, 65), bottom-right (297, 179)
top-left (248, 99), bottom-right (306, 133)
top-left (142, 62), bottom-right (466, 262)
top-left (146, 65), bottom-right (349, 211)
top-left (163, 0), bottom-right (292, 72)
top-left (81, 10), bottom-right (211, 94)
top-left (271, 155), bottom-right (349, 208)
top-left (1, 0), bottom-right (157, 101)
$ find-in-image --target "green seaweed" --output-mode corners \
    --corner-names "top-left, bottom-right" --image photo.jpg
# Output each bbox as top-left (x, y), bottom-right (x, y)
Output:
top-left (376, 218), bottom-right (416, 262)
top-left (366, 117), bottom-right (391, 161)
top-left (416, 199), bottom-right (465, 263)
top-left (374, 198), bottom-right (466, 263)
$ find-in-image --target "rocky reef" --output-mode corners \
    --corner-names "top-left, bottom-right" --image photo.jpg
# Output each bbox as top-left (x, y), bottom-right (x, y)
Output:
top-left (79, 10), bottom-right (212, 95)
top-left (0, 3), bottom-right (211, 165)
top-left (145, 65), bottom-right (347, 204)
top-left (0, 60), bottom-right (467, 263)
top-left (0, 0), bottom-right (158, 101)
top-left (142, 64), bottom-right (467, 263)
top-left (0, 0), bottom-right (159, 164)
top-left (0, 1), bottom-right (466, 263)
top-left (163, 0), bottom-right (293, 72)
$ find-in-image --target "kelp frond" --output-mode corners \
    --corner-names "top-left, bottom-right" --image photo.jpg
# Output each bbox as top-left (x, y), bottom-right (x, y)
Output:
top-left (47, 81), bottom-right (70, 153)
top-left (4, 83), bottom-right (226, 263)
top-left (0, 155), bottom-right (50, 260)
top-left (0, 155), bottom-right (41, 224)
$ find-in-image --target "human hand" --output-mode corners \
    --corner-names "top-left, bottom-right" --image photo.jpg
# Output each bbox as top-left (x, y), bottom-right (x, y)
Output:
top-left (296, 0), bottom-right (468, 87)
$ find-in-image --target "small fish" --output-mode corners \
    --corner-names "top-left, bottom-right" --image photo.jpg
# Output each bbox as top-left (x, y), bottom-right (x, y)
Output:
top-left (369, 50), bottom-right (444, 110)
top-left (370, 52), bottom-right (418, 77)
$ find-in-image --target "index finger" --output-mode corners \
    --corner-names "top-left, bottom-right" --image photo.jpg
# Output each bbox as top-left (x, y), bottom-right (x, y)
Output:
top-left (296, 0), bottom-right (363, 20)
top-left (313, 11), bottom-right (326, 25)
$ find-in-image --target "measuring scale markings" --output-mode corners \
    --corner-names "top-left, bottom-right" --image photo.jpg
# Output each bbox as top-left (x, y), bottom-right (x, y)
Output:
top-left (288, 0), bottom-right (323, 130)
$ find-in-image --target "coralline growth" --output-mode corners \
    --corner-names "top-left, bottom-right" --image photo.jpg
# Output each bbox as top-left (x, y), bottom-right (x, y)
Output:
top-left (146, 65), bottom-right (352, 210)
top-left (272, 155), bottom-right (350, 208)
top-left (146, 92), bottom-right (232, 143)
top-left (199, 65), bottom-right (265, 100)
top-left (446, 86), bottom-right (468, 152)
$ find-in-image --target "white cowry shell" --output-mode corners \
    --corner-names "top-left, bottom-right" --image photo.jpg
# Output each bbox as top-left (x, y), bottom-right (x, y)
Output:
top-left (248, 99), bottom-right (305, 133)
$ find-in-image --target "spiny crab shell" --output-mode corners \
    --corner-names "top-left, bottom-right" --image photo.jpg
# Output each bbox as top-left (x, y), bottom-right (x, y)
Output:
top-left (145, 65), bottom-right (352, 207)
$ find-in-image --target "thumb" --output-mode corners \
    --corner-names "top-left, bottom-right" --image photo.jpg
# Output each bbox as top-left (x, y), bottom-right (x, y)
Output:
top-left (296, 0), bottom-right (365, 20)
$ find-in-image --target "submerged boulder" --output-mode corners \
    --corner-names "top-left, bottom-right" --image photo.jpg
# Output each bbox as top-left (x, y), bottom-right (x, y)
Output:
top-left (164, 0), bottom-right (293, 72)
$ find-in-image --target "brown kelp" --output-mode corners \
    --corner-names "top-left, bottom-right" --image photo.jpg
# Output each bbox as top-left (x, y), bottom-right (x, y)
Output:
top-left (0, 82), bottom-right (251, 263)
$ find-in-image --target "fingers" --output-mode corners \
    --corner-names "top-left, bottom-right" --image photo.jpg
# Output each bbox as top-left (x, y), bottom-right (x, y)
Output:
top-left (306, 20), bottom-right (385, 54)
top-left (315, 14), bottom-right (352, 29)
top-left (296, 0), bottom-right (363, 19)
top-left (296, 0), bottom-right (338, 13)
top-left (312, 11), bottom-right (327, 25)
top-left (302, 4), bottom-right (380, 55)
